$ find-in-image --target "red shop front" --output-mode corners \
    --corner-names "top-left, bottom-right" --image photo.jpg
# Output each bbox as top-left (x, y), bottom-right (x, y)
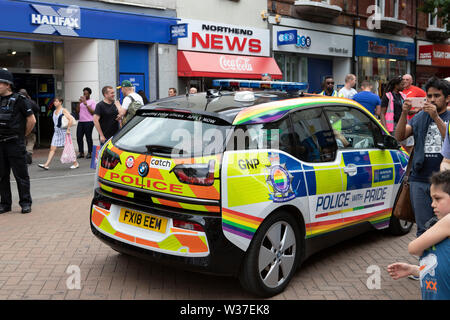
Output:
top-left (417, 43), bottom-right (450, 87)
top-left (178, 50), bottom-right (282, 91)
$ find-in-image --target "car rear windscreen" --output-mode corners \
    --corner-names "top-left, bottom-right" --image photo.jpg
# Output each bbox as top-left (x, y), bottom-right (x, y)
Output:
top-left (112, 111), bottom-right (232, 157)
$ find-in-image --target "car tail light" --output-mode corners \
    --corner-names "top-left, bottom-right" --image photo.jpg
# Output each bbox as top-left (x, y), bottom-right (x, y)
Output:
top-left (100, 148), bottom-right (121, 170)
top-left (171, 160), bottom-right (215, 186)
top-left (93, 199), bottom-right (111, 210)
top-left (173, 219), bottom-right (204, 232)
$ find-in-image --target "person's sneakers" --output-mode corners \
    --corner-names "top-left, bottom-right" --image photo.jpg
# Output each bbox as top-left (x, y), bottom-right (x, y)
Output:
top-left (408, 275), bottom-right (420, 281)
top-left (21, 205), bottom-right (32, 214)
top-left (0, 205), bottom-right (12, 214)
top-left (77, 153), bottom-right (85, 159)
top-left (86, 153), bottom-right (92, 159)
top-left (70, 163), bottom-right (79, 169)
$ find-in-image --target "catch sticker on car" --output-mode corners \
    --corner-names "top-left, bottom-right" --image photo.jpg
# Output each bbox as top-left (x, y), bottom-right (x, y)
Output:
top-left (150, 158), bottom-right (172, 170)
top-left (119, 208), bottom-right (168, 233)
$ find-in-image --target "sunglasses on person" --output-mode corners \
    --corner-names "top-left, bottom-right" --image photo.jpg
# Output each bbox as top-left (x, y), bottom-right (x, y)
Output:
top-left (327, 81), bottom-right (335, 85)
top-left (261, 73), bottom-right (270, 77)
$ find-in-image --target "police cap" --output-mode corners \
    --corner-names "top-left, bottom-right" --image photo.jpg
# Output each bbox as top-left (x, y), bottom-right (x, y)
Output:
top-left (0, 68), bottom-right (14, 85)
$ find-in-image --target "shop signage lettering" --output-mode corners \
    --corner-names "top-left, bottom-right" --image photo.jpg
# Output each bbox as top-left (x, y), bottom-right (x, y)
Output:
top-left (30, 4), bottom-right (80, 36)
top-left (296, 35), bottom-right (311, 48)
top-left (433, 50), bottom-right (450, 59)
top-left (171, 23), bottom-right (188, 39)
top-left (277, 30), bottom-right (311, 48)
top-left (388, 44), bottom-right (408, 56)
top-left (277, 30), bottom-right (297, 45)
top-left (219, 56), bottom-right (253, 71)
top-left (418, 44), bottom-right (450, 67)
top-left (178, 19), bottom-right (270, 56)
top-left (368, 41), bottom-right (387, 54)
top-left (356, 35), bottom-right (415, 61)
top-left (202, 24), bottom-right (253, 36)
top-left (192, 32), bottom-right (261, 53)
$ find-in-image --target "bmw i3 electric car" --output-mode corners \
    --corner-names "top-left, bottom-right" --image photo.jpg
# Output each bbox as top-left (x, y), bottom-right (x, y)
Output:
top-left (90, 80), bottom-right (412, 297)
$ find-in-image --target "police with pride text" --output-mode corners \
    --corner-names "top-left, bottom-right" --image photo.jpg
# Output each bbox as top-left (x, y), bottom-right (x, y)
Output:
top-left (0, 69), bottom-right (36, 214)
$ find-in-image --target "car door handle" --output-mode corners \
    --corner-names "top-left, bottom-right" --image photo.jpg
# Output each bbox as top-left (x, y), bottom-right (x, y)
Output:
top-left (343, 164), bottom-right (358, 176)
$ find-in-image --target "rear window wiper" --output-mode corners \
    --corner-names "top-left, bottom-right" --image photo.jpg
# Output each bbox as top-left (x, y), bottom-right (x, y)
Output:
top-left (145, 144), bottom-right (186, 156)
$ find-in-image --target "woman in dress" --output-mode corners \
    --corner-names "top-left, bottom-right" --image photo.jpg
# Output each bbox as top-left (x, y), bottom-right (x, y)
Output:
top-left (38, 97), bottom-right (79, 170)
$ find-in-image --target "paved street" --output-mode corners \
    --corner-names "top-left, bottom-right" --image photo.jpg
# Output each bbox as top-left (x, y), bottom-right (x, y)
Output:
top-left (0, 149), bottom-right (421, 300)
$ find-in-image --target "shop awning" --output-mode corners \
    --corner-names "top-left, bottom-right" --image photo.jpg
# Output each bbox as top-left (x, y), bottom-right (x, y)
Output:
top-left (177, 51), bottom-right (282, 79)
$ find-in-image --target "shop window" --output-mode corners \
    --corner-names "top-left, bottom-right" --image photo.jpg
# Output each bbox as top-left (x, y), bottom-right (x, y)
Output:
top-left (375, 0), bottom-right (385, 16)
top-left (274, 53), bottom-right (307, 83)
top-left (429, 8), bottom-right (438, 27)
top-left (357, 57), bottom-right (408, 96)
top-left (0, 38), bottom-right (59, 70)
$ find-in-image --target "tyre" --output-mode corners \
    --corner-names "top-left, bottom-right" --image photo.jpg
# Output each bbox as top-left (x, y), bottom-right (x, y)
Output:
top-left (239, 210), bottom-right (302, 297)
top-left (388, 213), bottom-right (413, 235)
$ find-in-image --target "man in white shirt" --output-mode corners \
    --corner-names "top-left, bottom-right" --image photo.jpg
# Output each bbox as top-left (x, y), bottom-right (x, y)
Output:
top-left (338, 74), bottom-right (357, 99)
top-left (116, 80), bottom-right (143, 126)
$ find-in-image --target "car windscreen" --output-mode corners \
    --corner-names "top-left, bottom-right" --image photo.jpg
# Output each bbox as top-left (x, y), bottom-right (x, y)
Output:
top-left (112, 111), bottom-right (232, 157)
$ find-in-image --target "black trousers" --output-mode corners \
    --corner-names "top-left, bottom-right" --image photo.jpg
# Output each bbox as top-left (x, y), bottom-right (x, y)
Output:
top-left (76, 121), bottom-right (94, 155)
top-left (0, 138), bottom-right (32, 208)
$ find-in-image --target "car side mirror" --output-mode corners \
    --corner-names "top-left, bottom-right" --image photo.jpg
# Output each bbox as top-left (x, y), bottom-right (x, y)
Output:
top-left (379, 135), bottom-right (400, 150)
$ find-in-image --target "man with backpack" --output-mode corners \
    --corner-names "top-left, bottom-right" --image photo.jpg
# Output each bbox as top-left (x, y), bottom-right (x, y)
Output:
top-left (116, 80), bottom-right (143, 127)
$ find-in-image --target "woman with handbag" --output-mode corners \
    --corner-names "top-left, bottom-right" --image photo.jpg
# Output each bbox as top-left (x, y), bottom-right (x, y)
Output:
top-left (38, 97), bottom-right (79, 170)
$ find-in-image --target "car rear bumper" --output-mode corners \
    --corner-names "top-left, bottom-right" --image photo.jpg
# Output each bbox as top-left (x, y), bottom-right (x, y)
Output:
top-left (90, 188), bottom-right (245, 276)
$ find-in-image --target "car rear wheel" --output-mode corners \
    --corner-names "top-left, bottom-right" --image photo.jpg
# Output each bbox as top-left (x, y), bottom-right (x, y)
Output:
top-left (388, 213), bottom-right (413, 235)
top-left (239, 211), bottom-right (301, 297)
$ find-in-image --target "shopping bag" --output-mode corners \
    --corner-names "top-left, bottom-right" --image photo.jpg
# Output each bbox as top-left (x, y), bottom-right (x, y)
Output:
top-left (393, 150), bottom-right (415, 223)
top-left (393, 180), bottom-right (415, 223)
top-left (90, 145), bottom-right (101, 169)
top-left (60, 133), bottom-right (76, 164)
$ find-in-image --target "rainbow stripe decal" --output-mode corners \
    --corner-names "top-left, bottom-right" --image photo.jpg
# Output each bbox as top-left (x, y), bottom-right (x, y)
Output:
top-left (306, 208), bottom-right (392, 238)
top-left (233, 97), bottom-right (369, 125)
top-left (315, 202), bottom-right (384, 219)
top-left (222, 208), bottom-right (263, 240)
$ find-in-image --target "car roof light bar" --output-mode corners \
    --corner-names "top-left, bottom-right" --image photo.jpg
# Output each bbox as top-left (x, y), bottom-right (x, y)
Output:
top-left (212, 79), bottom-right (308, 91)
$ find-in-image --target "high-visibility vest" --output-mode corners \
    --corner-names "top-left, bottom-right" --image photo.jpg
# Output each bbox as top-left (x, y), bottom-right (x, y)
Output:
top-left (319, 90), bottom-right (338, 97)
top-left (385, 91), bottom-right (406, 133)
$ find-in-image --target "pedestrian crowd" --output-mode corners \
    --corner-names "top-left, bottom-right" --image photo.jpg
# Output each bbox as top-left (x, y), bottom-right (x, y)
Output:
top-left (319, 72), bottom-right (450, 300)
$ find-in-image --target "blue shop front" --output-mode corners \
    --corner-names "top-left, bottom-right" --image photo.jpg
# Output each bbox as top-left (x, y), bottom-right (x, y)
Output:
top-left (0, 0), bottom-right (177, 146)
top-left (355, 34), bottom-right (415, 96)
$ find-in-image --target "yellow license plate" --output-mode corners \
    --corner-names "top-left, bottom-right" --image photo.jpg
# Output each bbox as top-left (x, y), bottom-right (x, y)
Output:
top-left (119, 208), bottom-right (168, 233)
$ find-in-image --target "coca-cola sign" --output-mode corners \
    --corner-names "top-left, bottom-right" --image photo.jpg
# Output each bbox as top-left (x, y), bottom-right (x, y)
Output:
top-left (219, 56), bottom-right (253, 71)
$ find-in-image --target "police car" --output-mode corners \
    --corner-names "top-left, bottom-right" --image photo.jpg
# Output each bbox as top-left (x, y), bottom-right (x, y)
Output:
top-left (90, 80), bottom-right (412, 297)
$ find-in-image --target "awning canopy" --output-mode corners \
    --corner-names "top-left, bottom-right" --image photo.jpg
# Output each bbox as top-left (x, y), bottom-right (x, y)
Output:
top-left (178, 51), bottom-right (283, 79)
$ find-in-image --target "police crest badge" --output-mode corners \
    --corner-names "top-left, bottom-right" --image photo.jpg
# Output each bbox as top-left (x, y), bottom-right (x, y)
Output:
top-left (265, 153), bottom-right (295, 203)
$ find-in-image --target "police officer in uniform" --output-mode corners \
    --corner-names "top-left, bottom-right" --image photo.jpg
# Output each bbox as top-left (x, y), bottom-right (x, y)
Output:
top-left (0, 69), bottom-right (36, 214)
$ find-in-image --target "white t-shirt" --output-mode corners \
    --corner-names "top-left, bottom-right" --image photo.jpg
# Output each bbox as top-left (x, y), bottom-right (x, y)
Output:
top-left (338, 87), bottom-right (357, 99)
top-left (122, 92), bottom-right (144, 110)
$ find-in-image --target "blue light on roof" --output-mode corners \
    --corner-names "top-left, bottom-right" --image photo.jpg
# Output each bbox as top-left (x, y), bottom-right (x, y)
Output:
top-left (212, 79), bottom-right (308, 91)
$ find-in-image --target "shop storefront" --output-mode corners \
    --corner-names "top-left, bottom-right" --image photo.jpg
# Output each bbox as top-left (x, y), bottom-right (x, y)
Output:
top-left (355, 34), bottom-right (415, 96)
top-left (417, 42), bottom-right (450, 87)
top-left (177, 19), bottom-right (281, 92)
top-left (0, 0), bottom-right (177, 146)
top-left (272, 25), bottom-right (353, 94)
